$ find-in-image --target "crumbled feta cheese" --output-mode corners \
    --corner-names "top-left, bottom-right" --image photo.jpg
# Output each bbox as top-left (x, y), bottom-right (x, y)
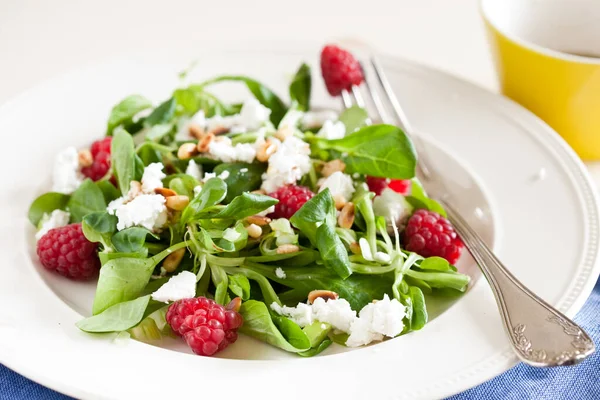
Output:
top-left (237, 98), bottom-right (271, 130)
top-left (107, 194), bottom-right (168, 231)
top-left (318, 171), bottom-right (355, 201)
top-left (141, 163), bottom-right (166, 193)
top-left (223, 227), bottom-right (241, 242)
top-left (359, 237), bottom-right (374, 261)
top-left (35, 209), bottom-right (70, 240)
top-left (317, 120), bottom-right (346, 140)
top-left (202, 172), bottom-right (216, 181)
top-left (230, 125), bottom-right (247, 134)
top-left (205, 115), bottom-right (237, 133)
top-left (346, 295), bottom-right (406, 347)
top-left (278, 109), bottom-right (304, 129)
top-left (185, 160), bottom-right (203, 181)
top-left (372, 188), bottom-right (413, 228)
top-left (302, 110), bottom-right (338, 129)
top-left (312, 297), bottom-right (357, 332)
top-left (275, 267), bottom-right (287, 279)
top-left (257, 205), bottom-right (275, 217)
top-left (208, 137), bottom-right (257, 163)
top-left (151, 271), bottom-right (196, 303)
top-left (261, 136), bottom-right (311, 193)
top-left (271, 302), bottom-right (314, 327)
top-left (52, 147), bottom-right (83, 194)
top-left (175, 110), bottom-right (207, 141)
top-left (374, 252), bottom-right (391, 264)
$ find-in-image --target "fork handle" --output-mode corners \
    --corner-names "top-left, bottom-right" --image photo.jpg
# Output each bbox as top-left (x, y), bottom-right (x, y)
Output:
top-left (440, 200), bottom-right (595, 366)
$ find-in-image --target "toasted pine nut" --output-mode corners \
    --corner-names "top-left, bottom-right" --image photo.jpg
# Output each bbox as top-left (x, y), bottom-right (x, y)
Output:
top-left (321, 159), bottom-right (346, 177)
top-left (338, 202), bottom-right (355, 229)
top-left (256, 139), bottom-right (278, 162)
top-left (246, 215), bottom-right (271, 226)
top-left (245, 223), bottom-right (262, 239)
top-left (78, 149), bottom-right (94, 168)
top-left (208, 126), bottom-right (229, 135)
top-left (166, 195), bottom-right (190, 211)
top-left (126, 181), bottom-right (142, 200)
top-left (196, 132), bottom-right (215, 153)
top-left (276, 244), bottom-right (300, 254)
top-left (226, 297), bottom-right (242, 312)
top-left (334, 195), bottom-right (347, 210)
top-left (308, 290), bottom-right (339, 304)
top-left (162, 248), bottom-right (186, 272)
top-left (274, 127), bottom-right (293, 141)
top-left (349, 242), bottom-right (362, 255)
top-left (178, 143), bottom-right (199, 160)
top-left (154, 187), bottom-right (177, 197)
top-left (188, 124), bottom-right (205, 139)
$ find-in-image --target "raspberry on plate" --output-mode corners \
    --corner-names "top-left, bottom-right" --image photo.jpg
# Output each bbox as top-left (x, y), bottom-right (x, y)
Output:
top-left (166, 297), bottom-right (244, 356)
top-left (268, 184), bottom-right (315, 220)
top-left (403, 209), bottom-right (463, 265)
top-left (320, 45), bottom-right (365, 96)
top-left (366, 176), bottom-right (411, 196)
top-left (81, 137), bottom-right (112, 181)
top-left (36, 223), bottom-right (100, 280)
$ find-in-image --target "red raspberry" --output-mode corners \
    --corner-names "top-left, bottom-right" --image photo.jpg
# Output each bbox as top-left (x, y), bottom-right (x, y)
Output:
top-left (81, 137), bottom-right (112, 181)
top-left (403, 209), bottom-right (463, 265)
top-left (166, 297), bottom-right (243, 356)
top-left (366, 176), bottom-right (411, 196)
top-left (268, 184), bottom-right (315, 219)
top-left (320, 45), bottom-right (364, 96)
top-left (36, 223), bottom-right (100, 280)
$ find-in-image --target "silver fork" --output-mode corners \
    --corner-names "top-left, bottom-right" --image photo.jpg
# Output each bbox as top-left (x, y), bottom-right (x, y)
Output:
top-left (338, 57), bottom-right (595, 367)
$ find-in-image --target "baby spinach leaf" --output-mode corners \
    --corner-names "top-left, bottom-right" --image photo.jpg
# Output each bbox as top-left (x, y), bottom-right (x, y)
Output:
top-left (77, 295), bottom-right (151, 333)
top-left (290, 188), bottom-right (336, 246)
top-left (99, 249), bottom-right (148, 266)
top-left (303, 321), bottom-right (331, 348)
top-left (313, 124), bottom-right (417, 179)
top-left (316, 223), bottom-right (352, 279)
top-left (67, 179), bottom-right (106, 222)
top-left (298, 339), bottom-right (332, 357)
top-left (239, 301), bottom-right (310, 353)
top-left (164, 173), bottom-right (199, 198)
top-left (144, 98), bottom-right (176, 127)
top-left (339, 106), bottom-right (369, 134)
top-left (198, 76), bottom-right (287, 125)
top-left (112, 227), bottom-right (158, 253)
top-left (83, 211), bottom-right (117, 234)
top-left (197, 193), bottom-right (277, 220)
top-left (409, 286), bottom-right (427, 330)
top-left (96, 181), bottom-right (120, 204)
top-left (228, 274), bottom-right (251, 300)
top-left (405, 179), bottom-right (447, 217)
top-left (180, 178), bottom-right (227, 224)
top-left (213, 163), bottom-right (265, 203)
top-left (92, 242), bottom-right (188, 314)
top-left (328, 330), bottom-right (349, 346)
top-left (28, 192), bottom-right (70, 226)
top-left (107, 95), bottom-right (153, 134)
top-left (289, 63), bottom-right (311, 111)
top-left (145, 124), bottom-right (174, 143)
top-left (111, 128), bottom-right (136, 195)
top-left (404, 269), bottom-right (470, 292)
top-left (417, 256), bottom-right (453, 272)
top-left (210, 264), bottom-right (230, 305)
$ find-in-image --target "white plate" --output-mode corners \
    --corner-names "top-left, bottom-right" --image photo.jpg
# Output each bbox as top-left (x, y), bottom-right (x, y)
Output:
top-left (0, 46), bottom-right (598, 399)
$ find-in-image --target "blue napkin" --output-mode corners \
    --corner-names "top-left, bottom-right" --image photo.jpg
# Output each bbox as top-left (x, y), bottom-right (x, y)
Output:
top-left (2, 279), bottom-right (599, 400)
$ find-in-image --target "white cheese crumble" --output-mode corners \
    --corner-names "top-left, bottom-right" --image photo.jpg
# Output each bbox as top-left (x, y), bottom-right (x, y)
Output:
top-left (107, 194), bottom-right (167, 231)
top-left (52, 147), bottom-right (83, 194)
top-left (311, 297), bottom-right (357, 332)
top-left (318, 171), bottom-right (355, 201)
top-left (237, 98), bottom-right (272, 130)
top-left (278, 109), bottom-right (304, 130)
top-left (271, 302), bottom-right (314, 327)
top-left (261, 136), bottom-right (311, 193)
top-left (175, 110), bottom-right (207, 141)
top-left (151, 271), bottom-right (196, 303)
top-left (302, 110), bottom-right (338, 129)
top-left (185, 160), bottom-right (203, 181)
top-left (346, 295), bottom-right (406, 347)
top-left (141, 163), bottom-right (167, 193)
top-left (208, 137), bottom-right (257, 163)
top-left (275, 267), bottom-right (287, 279)
top-left (317, 120), bottom-right (346, 140)
top-left (35, 209), bottom-right (70, 240)
top-left (372, 188), bottom-right (413, 228)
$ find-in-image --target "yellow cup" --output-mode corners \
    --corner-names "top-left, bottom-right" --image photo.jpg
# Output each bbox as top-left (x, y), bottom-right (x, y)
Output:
top-left (481, 0), bottom-right (600, 160)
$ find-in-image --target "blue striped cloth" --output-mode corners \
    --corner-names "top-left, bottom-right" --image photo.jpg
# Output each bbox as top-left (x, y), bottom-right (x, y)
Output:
top-left (2, 278), bottom-right (599, 400)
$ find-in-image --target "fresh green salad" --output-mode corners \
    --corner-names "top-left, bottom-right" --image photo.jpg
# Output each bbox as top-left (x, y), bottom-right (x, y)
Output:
top-left (29, 48), bottom-right (469, 357)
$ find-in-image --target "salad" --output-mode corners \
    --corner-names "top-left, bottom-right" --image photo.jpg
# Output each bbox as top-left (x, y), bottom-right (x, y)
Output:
top-left (29, 45), bottom-right (468, 357)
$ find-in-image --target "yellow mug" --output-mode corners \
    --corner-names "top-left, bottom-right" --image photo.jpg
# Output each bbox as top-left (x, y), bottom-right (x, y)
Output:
top-left (481, 0), bottom-right (600, 160)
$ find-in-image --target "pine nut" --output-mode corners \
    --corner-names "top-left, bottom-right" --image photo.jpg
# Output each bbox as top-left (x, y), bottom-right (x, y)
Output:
top-left (276, 244), bottom-right (300, 254)
top-left (177, 142), bottom-right (199, 160)
top-left (274, 127), bottom-right (294, 141)
top-left (226, 297), bottom-right (242, 312)
top-left (162, 248), bottom-right (186, 272)
top-left (321, 159), bottom-right (346, 177)
top-left (246, 215), bottom-right (271, 226)
top-left (78, 149), bottom-right (94, 168)
top-left (245, 223), bottom-right (262, 239)
top-left (308, 290), bottom-right (339, 304)
top-left (196, 132), bottom-right (215, 153)
top-left (166, 195), bottom-right (190, 211)
top-left (154, 187), bottom-right (177, 197)
top-left (349, 242), bottom-right (362, 255)
top-left (334, 195), bottom-right (347, 210)
top-left (338, 202), bottom-right (355, 229)
top-left (188, 124), bottom-right (205, 139)
top-left (256, 139), bottom-right (278, 162)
